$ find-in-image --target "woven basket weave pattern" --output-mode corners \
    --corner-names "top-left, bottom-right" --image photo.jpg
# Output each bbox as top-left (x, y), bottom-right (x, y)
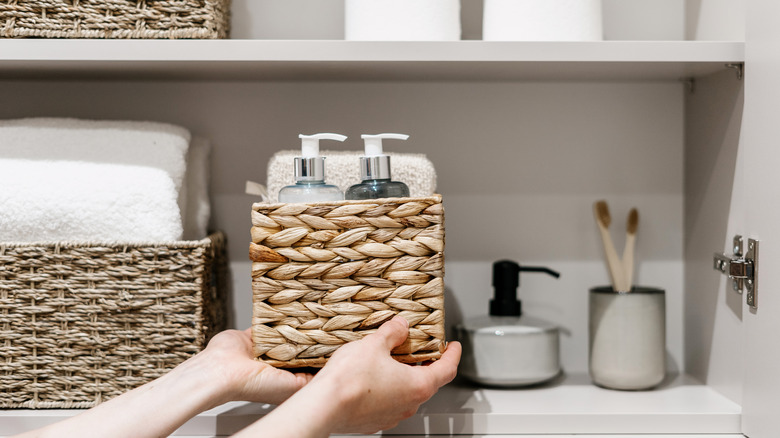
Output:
top-left (0, 0), bottom-right (230, 39)
top-left (251, 196), bottom-right (445, 368)
top-left (0, 233), bottom-right (227, 408)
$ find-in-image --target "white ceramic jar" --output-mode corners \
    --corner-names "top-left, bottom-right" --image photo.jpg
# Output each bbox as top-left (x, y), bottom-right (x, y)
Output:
top-left (589, 286), bottom-right (666, 390)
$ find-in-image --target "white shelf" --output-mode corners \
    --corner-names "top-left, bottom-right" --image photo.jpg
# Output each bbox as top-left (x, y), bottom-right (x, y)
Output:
top-left (0, 40), bottom-right (744, 81)
top-left (186, 373), bottom-right (742, 435)
top-left (0, 374), bottom-right (741, 436)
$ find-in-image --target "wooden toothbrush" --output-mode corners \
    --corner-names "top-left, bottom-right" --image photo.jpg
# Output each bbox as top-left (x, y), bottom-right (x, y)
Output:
top-left (594, 200), bottom-right (627, 292)
top-left (622, 208), bottom-right (639, 292)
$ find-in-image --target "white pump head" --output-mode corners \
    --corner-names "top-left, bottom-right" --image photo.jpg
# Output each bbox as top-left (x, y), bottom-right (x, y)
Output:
top-left (361, 133), bottom-right (409, 156)
top-left (359, 133), bottom-right (409, 181)
top-left (295, 133), bottom-right (347, 182)
top-left (299, 133), bottom-right (347, 158)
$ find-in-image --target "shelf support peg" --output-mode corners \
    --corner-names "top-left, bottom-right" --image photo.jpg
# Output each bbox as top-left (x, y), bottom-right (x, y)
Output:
top-left (725, 63), bottom-right (744, 80)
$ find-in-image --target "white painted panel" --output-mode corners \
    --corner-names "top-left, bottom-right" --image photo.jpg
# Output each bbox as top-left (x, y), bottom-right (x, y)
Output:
top-left (231, 0), bottom-right (344, 40)
top-left (741, 0), bottom-right (780, 435)
top-left (602, 0), bottom-right (684, 40)
top-left (446, 259), bottom-right (684, 375)
top-left (683, 68), bottom-right (745, 405)
top-left (686, 0), bottom-right (746, 41)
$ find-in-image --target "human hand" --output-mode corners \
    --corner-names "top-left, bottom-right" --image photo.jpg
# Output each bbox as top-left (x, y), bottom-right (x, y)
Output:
top-left (233, 316), bottom-right (461, 438)
top-left (11, 329), bottom-right (314, 438)
top-left (195, 329), bottom-right (313, 408)
top-left (307, 316), bottom-right (462, 434)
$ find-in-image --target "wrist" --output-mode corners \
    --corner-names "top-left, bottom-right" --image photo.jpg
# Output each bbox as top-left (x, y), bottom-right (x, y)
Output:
top-left (298, 371), bottom-right (356, 432)
top-left (234, 376), bottom-right (341, 438)
top-left (164, 349), bottom-right (234, 411)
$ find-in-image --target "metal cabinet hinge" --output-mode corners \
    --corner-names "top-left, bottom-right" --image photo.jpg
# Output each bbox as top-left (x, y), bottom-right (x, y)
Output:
top-left (713, 235), bottom-right (759, 309)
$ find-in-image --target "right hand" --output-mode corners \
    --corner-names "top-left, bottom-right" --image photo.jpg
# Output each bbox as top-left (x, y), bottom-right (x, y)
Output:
top-left (311, 316), bottom-right (462, 434)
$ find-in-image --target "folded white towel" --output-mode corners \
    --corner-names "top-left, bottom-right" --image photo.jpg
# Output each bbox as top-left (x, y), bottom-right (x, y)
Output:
top-left (0, 118), bottom-right (191, 242)
top-left (266, 150), bottom-right (437, 203)
top-left (0, 159), bottom-right (182, 242)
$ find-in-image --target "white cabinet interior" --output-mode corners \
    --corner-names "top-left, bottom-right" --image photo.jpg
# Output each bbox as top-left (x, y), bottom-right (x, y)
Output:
top-left (0, 1), bottom-right (750, 435)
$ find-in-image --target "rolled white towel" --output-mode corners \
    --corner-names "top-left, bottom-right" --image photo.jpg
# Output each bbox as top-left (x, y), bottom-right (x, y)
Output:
top-left (266, 150), bottom-right (437, 203)
top-left (0, 118), bottom-right (191, 242)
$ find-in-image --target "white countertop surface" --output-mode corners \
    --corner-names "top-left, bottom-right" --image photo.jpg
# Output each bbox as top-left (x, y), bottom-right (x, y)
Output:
top-left (0, 373), bottom-right (741, 437)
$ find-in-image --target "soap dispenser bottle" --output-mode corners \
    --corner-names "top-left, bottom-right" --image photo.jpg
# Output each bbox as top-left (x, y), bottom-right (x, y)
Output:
top-left (278, 133), bottom-right (347, 203)
top-left (345, 133), bottom-right (410, 200)
top-left (455, 260), bottom-right (562, 387)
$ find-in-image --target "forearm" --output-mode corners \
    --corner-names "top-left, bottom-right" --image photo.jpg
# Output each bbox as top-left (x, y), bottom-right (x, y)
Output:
top-left (233, 379), bottom-right (341, 438)
top-left (16, 354), bottom-right (227, 438)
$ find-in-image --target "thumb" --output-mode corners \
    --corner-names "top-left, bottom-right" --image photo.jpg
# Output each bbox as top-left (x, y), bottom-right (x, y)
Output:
top-left (371, 315), bottom-right (409, 351)
top-left (244, 365), bottom-right (312, 405)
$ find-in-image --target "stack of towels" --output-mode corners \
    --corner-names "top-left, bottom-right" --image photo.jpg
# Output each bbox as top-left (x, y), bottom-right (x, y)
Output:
top-left (0, 118), bottom-right (210, 243)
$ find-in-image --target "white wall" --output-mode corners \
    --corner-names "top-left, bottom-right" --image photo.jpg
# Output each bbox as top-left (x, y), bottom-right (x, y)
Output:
top-left (231, 0), bottom-right (742, 41)
top-left (0, 79), bottom-right (684, 374)
top-left (686, 0), bottom-right (746, 41)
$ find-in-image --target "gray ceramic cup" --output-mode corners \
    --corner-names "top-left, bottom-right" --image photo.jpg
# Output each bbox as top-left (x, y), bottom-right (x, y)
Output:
top-left (588, 286), bottom-right (666, 390)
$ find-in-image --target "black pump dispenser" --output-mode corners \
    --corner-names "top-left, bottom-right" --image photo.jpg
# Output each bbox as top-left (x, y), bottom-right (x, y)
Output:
top-left (489, 260), bottom-right (561, 317)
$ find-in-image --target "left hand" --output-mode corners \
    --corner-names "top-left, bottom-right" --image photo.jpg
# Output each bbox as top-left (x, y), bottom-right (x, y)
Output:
top-left (194, 329), bottom-right (313, 408)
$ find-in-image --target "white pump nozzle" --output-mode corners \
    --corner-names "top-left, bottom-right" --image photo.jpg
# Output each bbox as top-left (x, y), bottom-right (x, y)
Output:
top-left (361, 133), bottom-right (409, 156)
top-left (299, 133), bottom-right (348, 157)
top-left (294, 133), bottom-right (347, 182)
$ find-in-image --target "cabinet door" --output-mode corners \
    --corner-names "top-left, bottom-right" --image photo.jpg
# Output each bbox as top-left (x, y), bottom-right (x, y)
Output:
top-left (741, 0), bottom-right (780, 436)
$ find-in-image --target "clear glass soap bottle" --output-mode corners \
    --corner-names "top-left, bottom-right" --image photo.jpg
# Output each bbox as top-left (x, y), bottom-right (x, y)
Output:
top-left (345, 133), bottom-right (410, 200)
top-left (278, 133), bottom-right (346, 203)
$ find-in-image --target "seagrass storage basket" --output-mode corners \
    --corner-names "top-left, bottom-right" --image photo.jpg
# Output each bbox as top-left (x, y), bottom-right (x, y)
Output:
top-left (0, 0), bottom-right (231, 39)
top-left (0, 232), bottom-right (228, 408)
top-left (251, 196), bottom-right (445, 368)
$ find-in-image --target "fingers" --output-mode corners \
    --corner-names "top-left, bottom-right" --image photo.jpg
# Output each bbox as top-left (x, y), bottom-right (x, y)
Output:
top-left (370, 315), bottom-right (410, 351)
top-left (419, 341), bottom-right (462, 388)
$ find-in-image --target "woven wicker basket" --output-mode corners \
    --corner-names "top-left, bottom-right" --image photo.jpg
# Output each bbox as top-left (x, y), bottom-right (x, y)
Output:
top-left (250, 196), bottom-right (445, 368)
top-left (0, 232), bottom-right (228, 409)
top-left (0, 0), bottom-right (230, 39)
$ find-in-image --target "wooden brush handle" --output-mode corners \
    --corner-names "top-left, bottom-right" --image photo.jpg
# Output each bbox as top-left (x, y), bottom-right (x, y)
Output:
top-left (623, 234), bottom-right (636, 291)
top-left (598, 225), bottom-right (626, 292)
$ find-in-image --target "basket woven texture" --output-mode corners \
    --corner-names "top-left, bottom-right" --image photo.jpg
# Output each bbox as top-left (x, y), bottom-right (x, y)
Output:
top-left (0, 232), bottom-right (228, 409)
top-left (251, 196), bottom-right (445, 368)
top-left (0, 0), bottom-right (230, 39)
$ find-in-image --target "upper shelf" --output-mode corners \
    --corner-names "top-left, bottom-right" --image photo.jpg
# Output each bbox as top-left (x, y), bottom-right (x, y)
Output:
top-left (0, 39), bottom-right (744, 82)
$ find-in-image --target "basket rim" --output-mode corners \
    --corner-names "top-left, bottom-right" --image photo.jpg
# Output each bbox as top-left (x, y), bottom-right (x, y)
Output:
top-left (0, 231), bottom-right (224, 249)
top-left (252, 194), bottom-right (442, 210)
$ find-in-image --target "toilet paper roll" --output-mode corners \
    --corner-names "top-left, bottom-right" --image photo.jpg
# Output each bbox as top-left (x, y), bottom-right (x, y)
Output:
top-left (345, 0), bottom-right (461, 41)
top-left (484, 0), bottom-right (603, 41)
